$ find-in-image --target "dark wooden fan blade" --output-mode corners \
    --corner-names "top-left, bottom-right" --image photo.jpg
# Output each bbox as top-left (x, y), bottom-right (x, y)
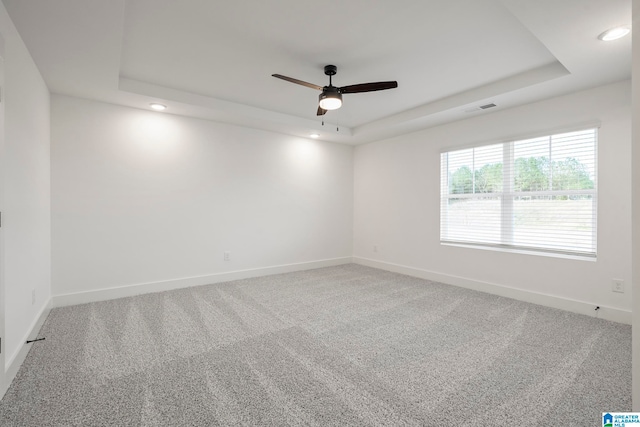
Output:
top-left (272, 74), bottom-right (323, 90)
top-left (339, 81), bottom-right (398, 94)
top-left (317, 106), bottom-right (328, 116)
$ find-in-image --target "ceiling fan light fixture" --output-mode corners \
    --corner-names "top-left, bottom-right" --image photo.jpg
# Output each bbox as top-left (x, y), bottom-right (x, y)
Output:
top-left (319, 90), bottom-right (342, 110)
top-left (598, 26), bottom-right (630, 41)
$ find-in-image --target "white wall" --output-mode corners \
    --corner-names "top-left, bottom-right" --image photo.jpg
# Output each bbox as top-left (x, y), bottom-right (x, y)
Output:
top-left (51, 95), bottom-right (353, 299)
top-left (0, 0), bottom-right (51, 382)
top-left (354, 81), bottom-right (632, 322)
top-left (631, 0), bottom-right (640, 411)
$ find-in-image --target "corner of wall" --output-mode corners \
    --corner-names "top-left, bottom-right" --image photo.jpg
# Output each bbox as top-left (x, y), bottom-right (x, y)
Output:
top-left (1, 297), bottom-right (52, 400)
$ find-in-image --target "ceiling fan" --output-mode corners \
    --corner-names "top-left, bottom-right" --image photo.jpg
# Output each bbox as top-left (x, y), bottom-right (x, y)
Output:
top-left (272, 65), bottom-right (398, 116)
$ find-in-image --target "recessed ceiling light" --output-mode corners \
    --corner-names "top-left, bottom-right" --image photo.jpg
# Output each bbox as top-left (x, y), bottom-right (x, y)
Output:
top-left (598, 26), bottom-right (630, 41)
top-left (149, 103), bottom-right (167, 111)
top-left (309, 133), bottom-right (320, 139)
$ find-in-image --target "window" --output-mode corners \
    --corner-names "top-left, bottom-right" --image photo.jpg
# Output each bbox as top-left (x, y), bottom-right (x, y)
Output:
top-left (440, 128), bottom-right (597, 257)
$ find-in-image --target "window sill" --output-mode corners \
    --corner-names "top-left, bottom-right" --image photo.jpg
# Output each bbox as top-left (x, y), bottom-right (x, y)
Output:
top-left (440, 242), bottom-right (597, 262)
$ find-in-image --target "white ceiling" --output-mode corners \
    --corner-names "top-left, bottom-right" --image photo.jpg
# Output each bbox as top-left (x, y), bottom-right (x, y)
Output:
top-left (2, 0), bottom-right (631, 144)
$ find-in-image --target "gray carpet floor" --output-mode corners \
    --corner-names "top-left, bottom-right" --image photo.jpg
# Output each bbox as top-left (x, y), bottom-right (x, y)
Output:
top-left (0, 264), bottom-right (632, 426)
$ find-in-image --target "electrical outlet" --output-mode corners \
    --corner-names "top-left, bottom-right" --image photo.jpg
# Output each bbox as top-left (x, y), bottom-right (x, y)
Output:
top-left (612, 279), bottom-right (624, 293)
top-left (31, 289), bottom-right (36, 305)
top-left (224, 251), bottom-right (230, 261)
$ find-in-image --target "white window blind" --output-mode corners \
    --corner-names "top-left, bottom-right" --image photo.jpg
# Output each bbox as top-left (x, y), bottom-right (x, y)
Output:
top-left (440, 128), bottom-right (597, 257)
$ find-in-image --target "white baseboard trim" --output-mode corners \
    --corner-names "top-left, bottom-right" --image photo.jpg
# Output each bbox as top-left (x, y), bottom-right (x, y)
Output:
top-left (2, 298), bottom-right (52, 400)
top-left (53, 257), bottom-right (353, 308)
top-left (353, 257), bottom-right (632, 325)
